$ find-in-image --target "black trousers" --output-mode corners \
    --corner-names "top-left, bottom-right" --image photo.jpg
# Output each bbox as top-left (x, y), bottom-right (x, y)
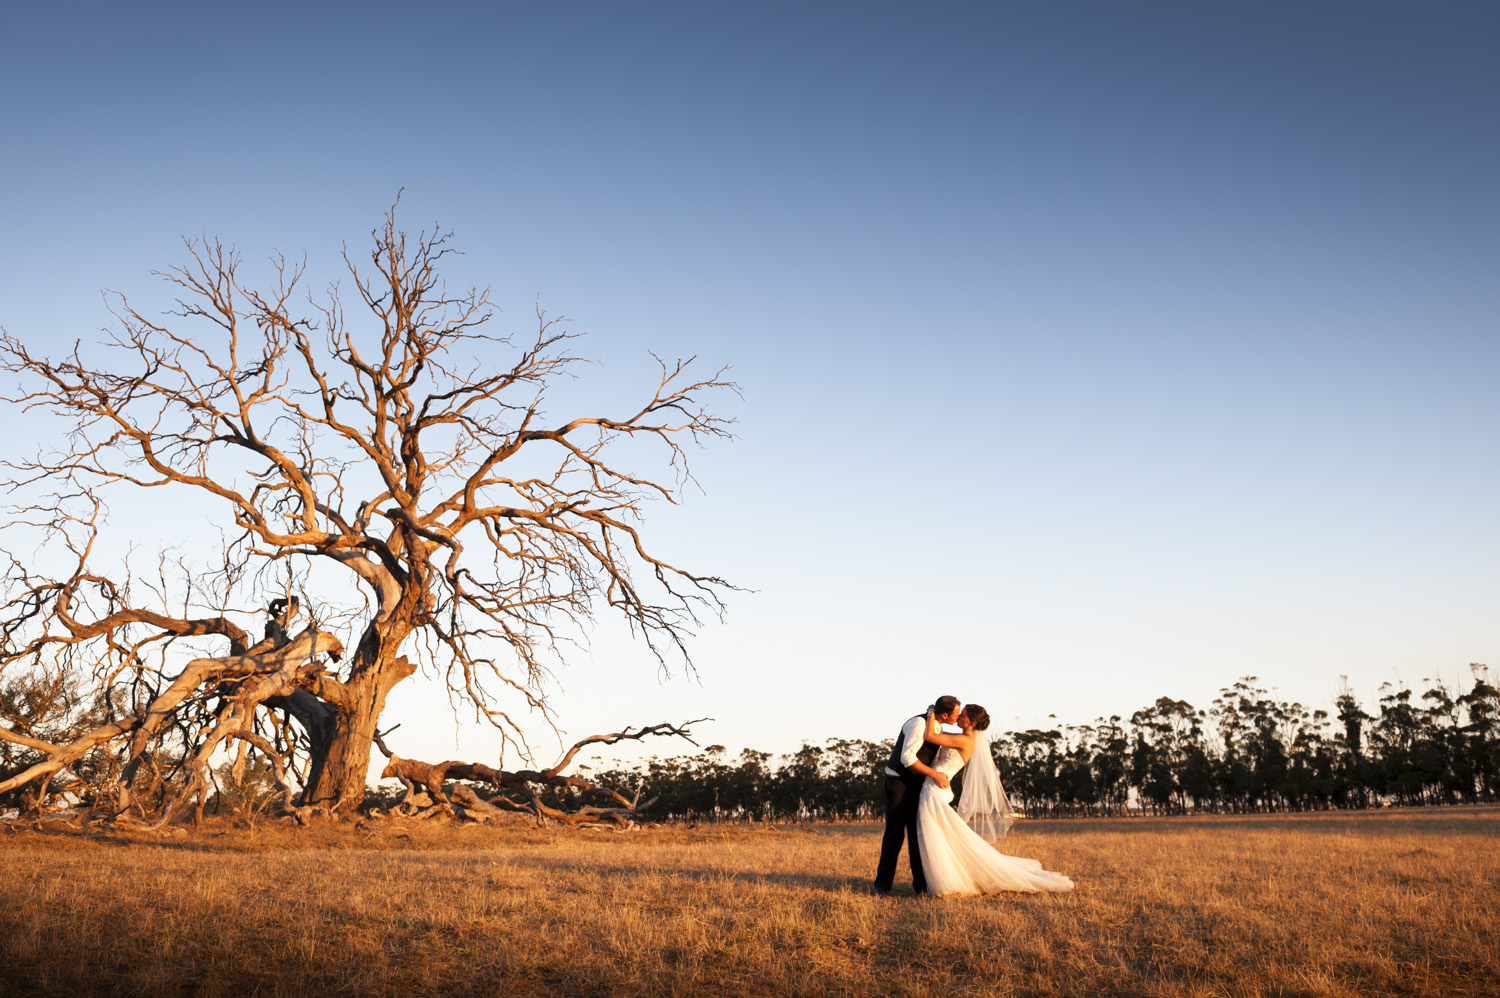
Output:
top-left (873, 772), bottom-right (927, 893)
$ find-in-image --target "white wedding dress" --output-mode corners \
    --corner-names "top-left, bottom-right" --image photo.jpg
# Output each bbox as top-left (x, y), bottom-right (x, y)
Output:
top-left (917, 745), bottom-right (1075, 897)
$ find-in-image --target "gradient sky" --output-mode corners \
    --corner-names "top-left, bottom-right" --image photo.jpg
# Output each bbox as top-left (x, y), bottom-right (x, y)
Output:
top-left (1, 2), bottom-right (1495, 769)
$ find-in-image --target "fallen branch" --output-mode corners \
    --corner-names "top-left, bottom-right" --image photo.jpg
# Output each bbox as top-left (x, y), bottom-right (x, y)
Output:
top-left (374, 718), bottom-right (709, 827)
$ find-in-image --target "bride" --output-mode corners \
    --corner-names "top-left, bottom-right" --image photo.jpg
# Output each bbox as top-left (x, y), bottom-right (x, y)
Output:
top-left (916, 704), bottom-right (1075, 897)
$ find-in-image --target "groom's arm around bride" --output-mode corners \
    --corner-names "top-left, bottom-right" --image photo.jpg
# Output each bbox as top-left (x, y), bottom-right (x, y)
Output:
top-left (872, 695), bottom-right (961, 896)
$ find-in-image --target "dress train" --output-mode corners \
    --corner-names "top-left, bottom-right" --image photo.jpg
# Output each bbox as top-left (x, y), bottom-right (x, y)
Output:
top-left (916, 746), bottom-right (1074, 897)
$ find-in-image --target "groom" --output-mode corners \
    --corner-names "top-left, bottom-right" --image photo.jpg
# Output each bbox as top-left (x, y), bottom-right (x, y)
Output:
top-left (873, 694), bottom-right (963, 897)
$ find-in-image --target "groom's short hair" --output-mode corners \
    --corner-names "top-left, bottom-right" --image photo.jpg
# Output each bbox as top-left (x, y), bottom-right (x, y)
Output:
top-left (932, 695), bottom-right (960, 716)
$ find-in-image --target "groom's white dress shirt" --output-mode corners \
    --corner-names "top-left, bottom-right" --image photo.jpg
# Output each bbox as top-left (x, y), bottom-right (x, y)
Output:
top-left (885, 714), bottom-right (926, 778)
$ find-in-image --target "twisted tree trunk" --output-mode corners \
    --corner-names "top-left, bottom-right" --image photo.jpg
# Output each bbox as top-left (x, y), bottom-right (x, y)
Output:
top-left (303, 655), bottom-right (416, 809)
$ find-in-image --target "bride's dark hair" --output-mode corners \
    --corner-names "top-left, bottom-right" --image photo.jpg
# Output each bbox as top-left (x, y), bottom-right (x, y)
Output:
top-left (963, 704), bottom-right (991, 732)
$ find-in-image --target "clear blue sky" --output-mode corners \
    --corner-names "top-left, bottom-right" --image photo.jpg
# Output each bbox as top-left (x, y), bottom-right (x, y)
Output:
top-left (1, 2), bottom-right (1495, 768)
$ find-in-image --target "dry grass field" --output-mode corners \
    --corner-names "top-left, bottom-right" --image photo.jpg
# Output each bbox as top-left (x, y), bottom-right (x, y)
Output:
top-left (1, 807), bottom-right (1497, 997)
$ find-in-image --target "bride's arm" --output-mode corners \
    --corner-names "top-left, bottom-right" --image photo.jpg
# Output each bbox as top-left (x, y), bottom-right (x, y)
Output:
top-left (906, 712), bottom-right (949, 788)
top-left (923, 712), bottom-right (970, 750)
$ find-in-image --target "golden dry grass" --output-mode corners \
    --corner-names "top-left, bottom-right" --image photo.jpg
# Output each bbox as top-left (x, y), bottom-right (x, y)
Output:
top-left (2, 807), bottom-right (1497, 997)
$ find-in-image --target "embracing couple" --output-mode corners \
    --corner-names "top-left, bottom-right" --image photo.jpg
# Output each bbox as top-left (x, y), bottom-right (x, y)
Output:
top-left (873, 695), bottom-right (1074, 898)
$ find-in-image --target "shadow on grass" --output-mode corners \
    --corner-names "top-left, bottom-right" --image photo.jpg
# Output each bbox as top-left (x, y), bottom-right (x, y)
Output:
top-left (497, 851), bottom-right (873, 894)
top-left (493, 851), bottom-right (1076, 903)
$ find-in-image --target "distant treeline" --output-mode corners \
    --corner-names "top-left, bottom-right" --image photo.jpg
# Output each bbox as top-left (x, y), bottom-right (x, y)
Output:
top-left (589, 670), bottom-right (1500, 821)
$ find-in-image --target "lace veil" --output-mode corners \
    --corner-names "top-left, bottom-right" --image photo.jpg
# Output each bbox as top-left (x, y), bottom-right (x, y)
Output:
top-left (957, 733), bottom-right (1015, 842)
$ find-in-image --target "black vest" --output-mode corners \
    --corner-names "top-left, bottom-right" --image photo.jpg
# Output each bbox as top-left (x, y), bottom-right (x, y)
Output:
top-left (887, 716), bottom-right (939, 778)
top-left (887, 715), bottom-right (965, 804)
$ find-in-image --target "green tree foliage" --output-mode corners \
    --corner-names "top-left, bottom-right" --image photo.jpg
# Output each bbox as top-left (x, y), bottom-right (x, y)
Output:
top-left (585, 666), bottom-right (1499, 822)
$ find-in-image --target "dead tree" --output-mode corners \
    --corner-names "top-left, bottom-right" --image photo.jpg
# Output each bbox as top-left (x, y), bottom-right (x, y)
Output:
top-left (0, 203), bottom-right (735, 824)
top-left (372, 720), bottom-right (706, 827)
